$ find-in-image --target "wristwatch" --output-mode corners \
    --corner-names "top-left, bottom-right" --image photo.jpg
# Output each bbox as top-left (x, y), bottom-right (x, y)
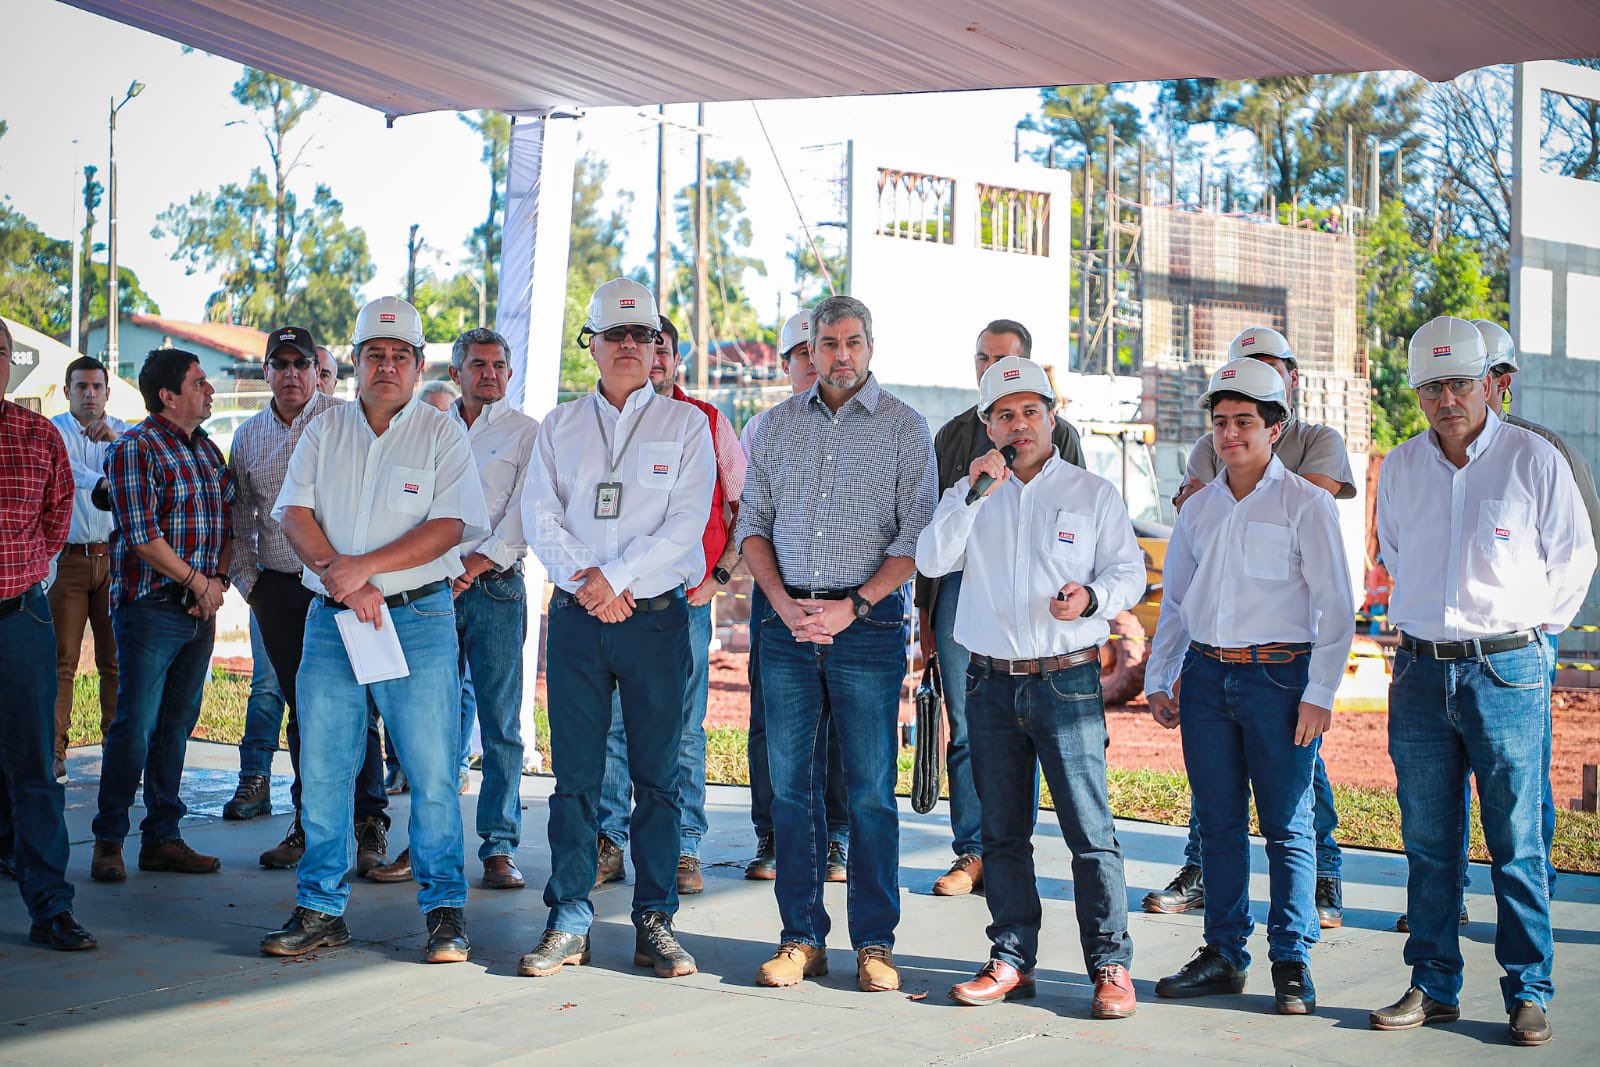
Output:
top-left (849, 589), bottom-right (873, 619)
top-left (1082, 585), bottom-right (1099, 618)
top-left (211, 573), bottom-right (232, 592)
top-left (712, 565), bottom-right (733, 585)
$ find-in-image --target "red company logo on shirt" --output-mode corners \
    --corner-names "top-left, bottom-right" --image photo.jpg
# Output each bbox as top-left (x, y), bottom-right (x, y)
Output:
top-left (1433, 345), bottom-right (1452, 356)
top-left (380, 312), bottom-right (397, 323)
top-left (1058, 531), bottom-right (1076, 544)
top-left (403, 482), bottom-right (420, 494)
top-left (1220, 369), bottom-right (1237, 380)
top-left (652, 463), bottom-right (670, 474)
top-left (1495, 527), bottom-right (1511, 540)
top-left (1002, 368), bottom-right (1021, 381)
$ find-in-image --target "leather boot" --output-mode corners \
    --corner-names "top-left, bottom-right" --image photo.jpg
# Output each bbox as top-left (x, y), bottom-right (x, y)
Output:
top-left (29, 912), bottom-right (97, 952)
top-left (676, 855), bottom-right (704, 895)
top-left (260, 907), bottom-right (351, 956)
top-left (223, 774), bottom-right (272, 820)
top-left (365, 847), bottom-right (413, 883)
top-left (138, 837), bottom-right (221, 874)
top-left (634, 911), bottom-right (697, 977)
top-left (856, 946), bottom-right (900, 992)
top-left (424, 906), bottom-right (470, 963)
top-left (826, 840), bottom-right (848, 883)
top-left (755, 942), bottom-right (828, 987)
top-left (518, 930), bottom-right (591, 977)
top-left (1142, 863), bottom-right (1204, 913)
top-left (90, 840), bottom-right (125, 883)
top-left (354, 815), bottom-right (389, 876)
top-left (1315, 876), bottom-right (1343, 929)
top-left (745, 832), bottom-right (776, 880)
top-left (259, 816), bottom-right (306, 869)
top-left (594, 835), bottom-right (625, 887)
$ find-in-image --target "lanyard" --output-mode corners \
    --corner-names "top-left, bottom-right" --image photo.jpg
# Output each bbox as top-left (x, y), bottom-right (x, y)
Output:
top-left (594, 398), bottom-right (648, 477)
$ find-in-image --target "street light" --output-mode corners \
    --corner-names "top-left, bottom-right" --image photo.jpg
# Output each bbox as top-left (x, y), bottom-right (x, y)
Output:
top-left (106, 79), bottom-right (145, 372)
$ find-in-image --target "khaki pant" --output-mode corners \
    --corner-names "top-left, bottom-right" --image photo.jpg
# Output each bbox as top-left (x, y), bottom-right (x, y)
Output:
top-left (47, 548), bottom-right (117, 762)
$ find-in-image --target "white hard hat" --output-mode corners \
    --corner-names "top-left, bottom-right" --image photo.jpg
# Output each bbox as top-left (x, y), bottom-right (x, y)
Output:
top-left (585, 278), bottom-right (659, 333)
top-left (779, 311), bottom-right (811, 357)
top-left (353, 296), bottom-right (424, 349)
top-left (1201, 357), bottom-right (1287, 408)
top-left (1472, 319), bottom-right (1517, 373)
top-left (978, 356), bottom-right (1055, 422)
top-left (1228, 326), bottom-right (1294, 365)
top-left (1407, 316), bottom-right (1487, 387)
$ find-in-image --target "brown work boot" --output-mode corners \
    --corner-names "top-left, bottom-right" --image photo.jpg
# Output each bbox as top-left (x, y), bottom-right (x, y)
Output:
top-left (856, 946), bottom-right (900, 992)
top-left (138, 837), bottom-right (221, 874)
top-left (677, 855), bottom-right (704, 895)
top-left (1091, 963), bottom-right (1138, 1019)
top-left (482, 854), bottom-right (526, 889)
top-left (949, 959), bottom-right (1036, 1006)
top-left (594, 834), bottom-right (624, 888)
top-left (90, 840), bottom-right (125, 882)
top-left (259, 816), bottom-right (306, 869)
top-left (354, 815), bottom-right (388, 876)
top-left (932, 853), bottom-right (983, 896)
top-left (755, 942), bottom-right (828, 987)
top-left (366, 847), bottom-right (413, 883)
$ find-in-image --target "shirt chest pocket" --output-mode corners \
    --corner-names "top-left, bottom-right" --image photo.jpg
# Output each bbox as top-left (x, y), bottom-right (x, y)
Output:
top-left (387, 466), bottom-right (435, 516)
top-left (1478, 499), bottom-right (1532, 559)
top-left (1241, 521), bottom-right (1293, 581)
top-left (636, 442), bottom-right (682, 490)
top-left (1049, 509), bottom-right (1094, 567)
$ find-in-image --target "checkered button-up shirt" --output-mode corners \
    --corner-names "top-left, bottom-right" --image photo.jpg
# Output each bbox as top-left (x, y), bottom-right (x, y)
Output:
top-left (229, 391), bottom-right (341, 597)
top-left (735, 374), bottom-right (937, 590)
top-left (0, 400), bottom-right (74, 598)
top-left (106, 413), bottom-right (235, 609)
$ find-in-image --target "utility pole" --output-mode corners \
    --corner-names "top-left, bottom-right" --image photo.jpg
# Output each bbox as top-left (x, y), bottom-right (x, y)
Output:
top-left (1079, 160), bottom-right (1092, 371)
top-left (1103, 127), bottom-right (1117, 379)
top-left (70, 143), bottom-right (81, 354)
top-left (694, 103), bottom-right (710, 396)
top-left (406, 224), bottom-right (421, 304)
top-left (655, 105), bottom-right (669, 304)
top-left (106, 80), bottom-right (144, 370)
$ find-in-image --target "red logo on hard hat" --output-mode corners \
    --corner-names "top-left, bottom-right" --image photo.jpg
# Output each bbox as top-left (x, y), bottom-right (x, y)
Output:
top-left (1002, 368), bottom-right (1021, 381)
top-left (1432, 345), bottom-right (1451, 356)
top-left (800, 322), bottom-right (809, 331)
top-left (380, 313), bottom-right (397, 323)
top-left (619, 298), bottom-right (636, 309)
top-left (1220, 369), bottom-right (1237, 380)
top-left (1241, 337), bottom-right (1256, 347)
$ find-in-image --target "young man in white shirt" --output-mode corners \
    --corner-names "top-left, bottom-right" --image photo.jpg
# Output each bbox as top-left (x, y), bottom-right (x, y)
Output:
top-left (259, 297), bottom-right (490, 965)
top-left (1145, 357), bottom-right (1354, 1016)
top-left (517, 279), bottom-right (715, 981)
top-left (916, 357), bottom-right (1146, 1018)
top-left (1369, 317), bottom-right (1595, 1047)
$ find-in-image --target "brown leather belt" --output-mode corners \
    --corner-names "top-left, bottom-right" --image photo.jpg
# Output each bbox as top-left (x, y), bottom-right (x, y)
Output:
top-left (64, 542), bottom-right (109, 557)
top-left (1190, 641), bottom-right (1311, 665)
top-left (970, 646), bottom-right (1100, 676)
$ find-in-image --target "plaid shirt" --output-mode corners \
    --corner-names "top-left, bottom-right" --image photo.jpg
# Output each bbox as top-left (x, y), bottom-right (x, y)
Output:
top-left (106, 413), bottom-right (236, 609)
top-left (735, 374), bottom-right (936, 590)
top-left (0, 400), bottom-right (74, 598)
top-left (229, 391), bottom-right (341, 597)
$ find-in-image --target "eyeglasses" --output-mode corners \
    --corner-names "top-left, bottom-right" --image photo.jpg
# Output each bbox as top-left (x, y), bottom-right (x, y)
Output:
top-left (600, 325), bottom-right (660, 345)
top-left (1416, 378), bottom-right (1481, 400)
top-left (267, 356), bottom-right (314, 372)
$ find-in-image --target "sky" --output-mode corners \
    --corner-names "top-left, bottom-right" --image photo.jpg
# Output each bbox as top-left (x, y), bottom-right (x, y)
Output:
top-left (1, 0), bottom-right (1067, 337)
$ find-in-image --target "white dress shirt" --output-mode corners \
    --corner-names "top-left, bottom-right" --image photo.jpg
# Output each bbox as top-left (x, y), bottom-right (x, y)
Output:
top-left (229, 391), bottom-right (341, 597)
top-left (915, 453), bottom-right (1147, 659)
top-left (50, 411), bottom-right (129, 545)
top-left (1146, 456), bottom-right (1354, 709)
top-left (522, 384), bottom-right (715, 598)
top-left (1377, 410), bottom-right (1597, 641)
top-left (449, 397), bottom-right (540, 570)
top-left (272, 396), bottom-right (490, 597)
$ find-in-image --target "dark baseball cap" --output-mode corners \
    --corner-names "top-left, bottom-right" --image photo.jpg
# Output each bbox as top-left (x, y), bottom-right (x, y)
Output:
top-left (265, 325), bottom-right (318, 364)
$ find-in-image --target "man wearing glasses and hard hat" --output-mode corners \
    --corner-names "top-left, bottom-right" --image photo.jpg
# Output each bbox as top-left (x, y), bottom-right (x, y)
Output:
top-left (518, 278), bottom-right (715, 982)
top-left (1369, 317), bottom-right (1595, 1047)
top-left (916, 356), bottom-right (1146, 1019)
top-left (1144, 356), bottom-right (1354, 1018)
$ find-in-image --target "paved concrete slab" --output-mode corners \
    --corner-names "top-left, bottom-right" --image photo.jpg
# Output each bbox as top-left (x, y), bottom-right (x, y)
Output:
top-left (0, 740), bottom-right (1595, 1064)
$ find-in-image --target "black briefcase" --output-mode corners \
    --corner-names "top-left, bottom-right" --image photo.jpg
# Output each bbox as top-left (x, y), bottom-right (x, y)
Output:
top-left (911, 653), bottom-right (946, 813)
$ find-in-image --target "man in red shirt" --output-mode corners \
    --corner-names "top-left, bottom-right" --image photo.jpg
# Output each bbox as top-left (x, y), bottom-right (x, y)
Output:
top-left (0, 318), bottom-right (97, 951)
top-left (593, 314), bottom-right (746, 895)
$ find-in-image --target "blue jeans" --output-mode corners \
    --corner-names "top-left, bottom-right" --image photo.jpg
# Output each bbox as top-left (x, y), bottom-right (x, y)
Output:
top-left (457, 668), bottom-right (476, 772)
top-left (455, 572), bottom-right (526, 861)
top-left (760, 590), bottom-right (906, 949)
top-left (0, 588), bottom-right (75, 923)
top-left (238, 614), bottom-right (286, 778)
top-left (1180, 650), bottom-right (1319, 968)
top-left (1183, 752), bottom-right (1342, 878)
top-left (93, 591), bottom-right (215, 846)
top-left (1388, 639), bottom-right (1554, 1011)
top-left (543, 591), bottom-right (689, 934)
top-left (295, 589), bottom-right (465, 917)
top-left (746, 584), bottom-right (848, 845)
top-left (932, 572), bottom-right (983, 857)
top-left (967, 657), bottom-right (1132, 974)
top-left (596, 600), bottom-right (713, 855)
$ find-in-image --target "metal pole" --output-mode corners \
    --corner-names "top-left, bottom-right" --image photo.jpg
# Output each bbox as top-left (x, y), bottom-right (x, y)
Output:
top-left (70, 144), bottom-right (81, 354)
top-left (694, 103), bottom-right (710, 395)
top-left (1345, 126), bottom-right (1354, 206)
top-left (1103, 127), bottom-right (1116, 378)
top-left (106, 97), bottom-right (119, 368)
top-left (1079, 161), bottom-right (1092, 371)
top-left (655, 104), bottom-right (668, 302)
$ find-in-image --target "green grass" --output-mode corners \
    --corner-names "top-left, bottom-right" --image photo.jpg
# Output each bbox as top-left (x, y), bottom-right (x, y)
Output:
top-left (71, 679), bottom-right (1600, 873)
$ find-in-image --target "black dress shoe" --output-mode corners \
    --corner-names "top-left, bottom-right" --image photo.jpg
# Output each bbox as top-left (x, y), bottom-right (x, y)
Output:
top-left (1508, 999), bottom-right (1552, 1046)
top-left (518, 930), bottom-right (591, 977)
top-left (1314, 877), bottom-right (1343, 929)
top-left (424, 907), bottom-right (470, 963)
top-left (223, 774), bottom-right (272, 820)
top-left (29, 912), bottom-right (97, 952)
top-left (1143, 863), bottom-right (1205, 914)
top-left (634, 910), bottom-right (696, 978)
top-left (1155, 945), bottom-right (1247, 999)
top-left (1369, 986), bottom-right (1461, 1030)
top-left (1271, 960), bottom-right (1316, 1014)
top-left (260, 907), bottom-right (351, 957)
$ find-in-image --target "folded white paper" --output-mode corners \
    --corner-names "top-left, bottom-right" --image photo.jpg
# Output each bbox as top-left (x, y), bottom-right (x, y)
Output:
top-left (335, 604), bottom-right (410, 684)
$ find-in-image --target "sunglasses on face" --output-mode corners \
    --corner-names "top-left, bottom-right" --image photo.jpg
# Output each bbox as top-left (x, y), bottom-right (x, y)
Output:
top-left (601, 325), bottom-right (660, 345)
top-left (268, 356), bottom-right (314, 372)
top-left (1416, 378), bottom-right (1480, 401)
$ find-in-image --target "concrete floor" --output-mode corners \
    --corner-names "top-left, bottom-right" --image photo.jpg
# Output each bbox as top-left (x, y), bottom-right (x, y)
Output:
top-left (0, 740), bottom-right (1595, 1065)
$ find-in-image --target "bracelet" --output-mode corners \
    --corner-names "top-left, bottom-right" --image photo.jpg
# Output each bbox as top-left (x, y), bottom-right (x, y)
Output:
top-left (182, 564), bottom-right (197, 589)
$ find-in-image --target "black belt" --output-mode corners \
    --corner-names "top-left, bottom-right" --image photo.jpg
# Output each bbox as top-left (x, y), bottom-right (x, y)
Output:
top-left (971, 646), bottom-right (1100, 675)
top-left (317, 579), bottom-right (449, 612)
top-left (0, 583), bottom-right (42, 620)
top-left (783, 586), bottom-right (854, 601)
top-left (1399, 629), bottom-right (1539, 660)
top-left (552, 586), bottom-right (684, 613)
top-left (481, 563), bottom-right (523, 581)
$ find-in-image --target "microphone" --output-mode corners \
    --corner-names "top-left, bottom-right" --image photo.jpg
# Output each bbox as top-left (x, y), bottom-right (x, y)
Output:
top-left (966, 444), bottom-right (1017, 505)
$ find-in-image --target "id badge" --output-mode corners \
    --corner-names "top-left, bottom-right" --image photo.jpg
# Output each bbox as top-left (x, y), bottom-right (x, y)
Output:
top-left (594, 481), bottom-right (623, 520)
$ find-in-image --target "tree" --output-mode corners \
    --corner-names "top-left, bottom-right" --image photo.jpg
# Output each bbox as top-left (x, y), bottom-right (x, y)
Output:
top-left (560, 155), bottom-right (630, 392)
top-left (152, 68), bottom-right (373, 340)
top-left (459, 110), bottom-right (511, 323)
top-left (786, 236), bottom-right (846, 309)
top-left (77, 165), bottom-right (104, 352)
top-left (0, 204), bottom-right (157, 341)
top-left (665, 157), bottom-right (767, 353)
top-left (1019, 85), bottom-right (1142, 177)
